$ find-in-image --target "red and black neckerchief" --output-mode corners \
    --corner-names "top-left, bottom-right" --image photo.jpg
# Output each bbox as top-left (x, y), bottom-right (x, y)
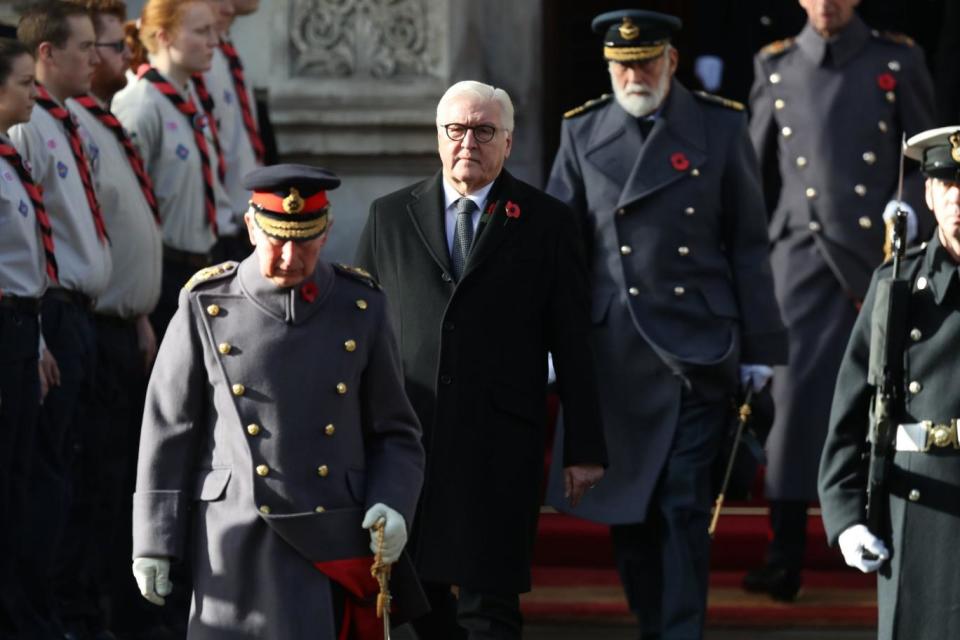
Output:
top-left (72, 94), bottom-right (161, 226)
top-left (34, 83), bottom-right (109, 244)
top-left (190, 73), bottom-right (226, 182)
top-left (219, 38), bottom-right (265, 164)
top-left (0, 140), bottom-right (59, 283)
top-left (138, 66), bottom-right (218, 233)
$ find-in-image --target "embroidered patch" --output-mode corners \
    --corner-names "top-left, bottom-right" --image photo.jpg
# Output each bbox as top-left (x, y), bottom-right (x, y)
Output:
top-left (165, 121), bottom-right (178, 131)
top-left (88, 143), bottom-right (99, 162)
top-left (56, 161), bottom-right (68, 178)
top-left (223, 90), bottom-right (233, 105)
top-left (3, 171), bottom-right (13, 182)
top-left (193, 113), bottom-right (207, 129)
top-left (46, 139), bottom-right (57, 150)
top-left (176, 143), bottom-right (189, 160)
top-left (18, 200), bottom-right (28, 217)
top-left (23, 160), bottom-right (32, 173)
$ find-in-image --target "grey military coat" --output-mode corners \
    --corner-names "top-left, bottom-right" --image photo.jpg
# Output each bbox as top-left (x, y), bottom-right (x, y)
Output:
top-left (545, 81), bottom-right (787, 523)
top-left (133, 257), bottom-right (426, 639)
top-left (820, 238), bottom-right (960, 639)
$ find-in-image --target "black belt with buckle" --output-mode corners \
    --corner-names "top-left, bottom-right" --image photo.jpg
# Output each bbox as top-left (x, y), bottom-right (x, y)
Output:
top-left (164, 245), bottom-right (213, 269)
top-left (43, 287), bottom-right (94, 310)
top-left (0, 294), bottom-right (42, 315)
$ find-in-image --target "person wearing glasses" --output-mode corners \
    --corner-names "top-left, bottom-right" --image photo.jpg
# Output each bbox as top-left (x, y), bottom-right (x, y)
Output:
top-left (545, 10), bottom-right (786, 639)
top-left (355, 80), bottom-right (607, 640)
top-left (113, 0), bottom-right (232, 339)
top-left (56, 0), bottom-right (164, 637)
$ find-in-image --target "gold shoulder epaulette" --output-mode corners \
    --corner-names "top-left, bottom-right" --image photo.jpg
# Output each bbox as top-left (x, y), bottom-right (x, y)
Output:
top-left (693, 90), bottom-right (745, 111)
top-left (759, 37), bottom-right (795, 58)
top-left (875, 30), bottom-right (915, 47)
top-left (563, 94), bottom-right (612, 119)
top-left (334, 263), bottom-right (381, 290)
top-left (183, 261), bottom-right (238, 291)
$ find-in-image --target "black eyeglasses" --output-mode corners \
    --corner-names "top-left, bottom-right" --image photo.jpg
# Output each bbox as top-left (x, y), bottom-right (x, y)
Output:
top-left (440, 123), bottom-right (499, 144)
top-left (95, 40), bottom-right (126, 54)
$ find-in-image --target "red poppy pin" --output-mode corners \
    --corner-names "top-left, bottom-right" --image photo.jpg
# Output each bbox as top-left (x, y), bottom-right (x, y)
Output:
top-left (876, 72), bottom-right (896, 91)
top-left (300, 281), bottom-right (318, 303)
top-left (670, 152), bottom-right (690, 172)
top-left (484, 201), bottom-right (498, 219)
top-left (505, 201), bottom-right (521, 219)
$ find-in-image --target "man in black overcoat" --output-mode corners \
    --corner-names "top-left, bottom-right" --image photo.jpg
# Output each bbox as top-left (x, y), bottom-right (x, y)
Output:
top-left (354, 81), bottom-right (608, 640)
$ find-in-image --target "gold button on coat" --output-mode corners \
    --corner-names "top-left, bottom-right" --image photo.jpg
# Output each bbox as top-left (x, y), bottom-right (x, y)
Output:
top-left (858, 216), bottom-right (872, 229)
top-left (908, 381), bottom-right (922, 394)
top-left (769, 72), bottom-right (781, 84)
top-left (854, 184), bottom-right (867, 196)
top-left (796, 156), bottom-right (807, 168)
top-left (247, 423), bottom-right (261, 436)
top-left (336, 382), bottom-right (347, 395)
top-left (908, 489), bottom-right (920, 502)
top-left (809, 221), bottom-right (822, 232)
top-left (863, 151), bottom-right (877, 165)
top-left (206, 304), bottom-right (220, 317)
top-left (774, 98), bottom-right (785, 110)
top-left (878, 120), bottom-right (888, 133)
top-left (218, 342), bottom-right (231, 355)
top-left (917, 276), bottom-right (928, 290)
top-left (315, 506), bottom-right (326, 513)
top-left (355, 299), bottom-right (368, 310)
top-left (317, 465), bottom-right (329, 477)
top-left (617, 208), bottom-right (626, 216)
top-left (259, 505), bottom-right (271, 514)
top-left (628, 287), bottom-right (639, 297)
top-left (677, 246), bottom-right (690, 256)
top-left (805, 187), bottom-right (817, 199)
top-left (885, 91), bottom-right (896, 103)
top-left (256, 464), bottom-right (269, 477)
top-left (344, 340), bottom-right (357, 352)
top-left (674, 286), bottom-right (685, 296)
top-left (910, 328), bottom-right (922, 342)
top-left (781, 126), bottom-right (792, 137)
top-left (690, 168), bottom-right (700, 177)
top-left (620, 245), bottom-right (632, 256)
top-left (232, 383), bottom-right (245, 396)
top-left (684, 206), bottom-right (695, 216)
top-left (325, 424), bottom-right (335, 436)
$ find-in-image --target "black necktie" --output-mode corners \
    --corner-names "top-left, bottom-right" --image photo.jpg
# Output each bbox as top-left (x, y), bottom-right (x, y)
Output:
top-left (451, 197), bottom-right (476, 281)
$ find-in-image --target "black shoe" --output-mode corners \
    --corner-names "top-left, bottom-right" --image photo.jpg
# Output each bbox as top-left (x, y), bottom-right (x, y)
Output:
top-left (742, 565), bottom-right (802, 602)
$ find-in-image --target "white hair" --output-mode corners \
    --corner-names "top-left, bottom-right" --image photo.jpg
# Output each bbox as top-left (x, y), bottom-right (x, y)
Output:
top-left (436, 80), bottom-right (515, 132)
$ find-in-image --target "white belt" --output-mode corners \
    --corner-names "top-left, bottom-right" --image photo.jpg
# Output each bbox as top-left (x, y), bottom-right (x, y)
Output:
top-left (895, 420), bottom-right (960, 452)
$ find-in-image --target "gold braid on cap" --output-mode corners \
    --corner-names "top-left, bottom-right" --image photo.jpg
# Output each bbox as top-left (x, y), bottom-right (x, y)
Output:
top-left (604, 42), bottom-right (667, 62)
top-left (950, 132), bottom-right (960, 164)
top-left (254, 212), bottom-right (329, 239)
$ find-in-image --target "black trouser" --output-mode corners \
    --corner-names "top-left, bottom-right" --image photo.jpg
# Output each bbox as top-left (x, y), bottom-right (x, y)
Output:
top-left (151, 251), bottom-right (212, 340)
top-left (18, 295), bottom-right (96, 639)
top-left (610, 392), bottom-right (727, 640)
top-left (765, 500), bottom-right (808, 572)
top-left (0, 306), bottom-right (40, 639)
top-left (212, 232), bottom-right (252, 264)
top-left (412, 582), bottom-right (521, 640)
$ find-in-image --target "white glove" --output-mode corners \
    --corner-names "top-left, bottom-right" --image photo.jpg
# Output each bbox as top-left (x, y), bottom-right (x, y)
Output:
top-left (362, 503), bottom-right (407, 564)
top-left (132, 556), bottom-right (172, 605)
top-left (739, 364), bottom-right (773, 392)
top-left (694, 55), bottom-right (724, 92)
top-left (882, 200), bottom-right (918, 244)
top-left (838, 524), bottom-right (889, 573)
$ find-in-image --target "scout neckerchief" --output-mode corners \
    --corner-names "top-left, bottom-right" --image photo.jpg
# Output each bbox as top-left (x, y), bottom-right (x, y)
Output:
top-left (72, 94), bottom-right (161, 226)
top-left (34, 82), bottom-right (109, 243)
top-left (190, 73), bottom-right (226, 182)
top-left (138, 66), bottom-right (218, 233)
top-left (219, 38), bottom-right (265, 164)
top-left (0, 140), bottom-right (59, 283)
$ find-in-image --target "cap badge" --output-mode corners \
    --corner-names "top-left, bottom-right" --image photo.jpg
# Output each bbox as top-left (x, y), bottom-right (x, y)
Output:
top-left (282, 187), bottom-right (304, 214)
top-left (950, 132), bottom-right (960, 163)
top-left (619, 17), bottom-right (639, 41)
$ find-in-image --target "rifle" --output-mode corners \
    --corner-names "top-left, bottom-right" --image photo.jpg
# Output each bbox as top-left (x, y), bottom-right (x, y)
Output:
top-left (864, 136), bottom-right (911, 549)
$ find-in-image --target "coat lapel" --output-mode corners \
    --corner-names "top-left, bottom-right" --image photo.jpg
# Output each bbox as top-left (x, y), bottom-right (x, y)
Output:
top-left (584, 103), bottom-right (643, 190)
top-left (614, 82), bottom-right (708, 209)
top-left (461, 171), bottom-right (515, 281)
top-left (405, 171), bottom-right (452, 274)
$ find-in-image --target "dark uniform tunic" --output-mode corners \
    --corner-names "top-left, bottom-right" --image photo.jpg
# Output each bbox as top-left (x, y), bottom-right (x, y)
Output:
top-left (133, 256), bottom-right (425, 639)
top-left (820, 237), bottom-right (960, 639)
top-left (749, 14), bottom-right (937, 501)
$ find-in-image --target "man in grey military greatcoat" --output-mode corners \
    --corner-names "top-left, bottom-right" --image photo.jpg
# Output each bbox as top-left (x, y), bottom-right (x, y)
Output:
top-left (130, 165), bottom-right (427, 639)
top-left (745, 0), bottom-right (936, 599)
top-left (545, 10), bottom-right (787, 640)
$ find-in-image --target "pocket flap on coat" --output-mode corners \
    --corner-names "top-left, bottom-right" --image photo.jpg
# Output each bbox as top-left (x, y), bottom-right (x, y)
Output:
top-left (194, 468), bottom-right (231, 501)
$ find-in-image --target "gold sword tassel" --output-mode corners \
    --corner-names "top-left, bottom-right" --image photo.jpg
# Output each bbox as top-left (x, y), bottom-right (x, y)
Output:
top-left (371, 518), bottom-right (392, 640)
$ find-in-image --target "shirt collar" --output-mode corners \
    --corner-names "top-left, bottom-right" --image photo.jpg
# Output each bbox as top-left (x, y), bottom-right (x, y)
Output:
top-left (796, 12), bottom-right (870, 67)
top-left (442, 178), bottom-right (495, 213)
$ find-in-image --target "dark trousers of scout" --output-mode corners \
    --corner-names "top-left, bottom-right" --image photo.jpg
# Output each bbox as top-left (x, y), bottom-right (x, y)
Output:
top-left (152, 248), bottom-right (213, 340)
top-left (0, 304), bottom-right (41, 640)
top-left (611, 391), bottom-right (727, 640)
top-left (413, 582), bottom-right (522, 640)
top-left (16, 293), bottom-right (96, 639)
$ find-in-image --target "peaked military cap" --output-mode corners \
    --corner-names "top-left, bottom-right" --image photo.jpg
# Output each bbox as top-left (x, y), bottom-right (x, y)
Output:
top-left (243, 164), bottom-right (341, 241)
top-left (591, 9), bottom-right (682, 63)
top-left (904, 126), bottom-right (960, 181)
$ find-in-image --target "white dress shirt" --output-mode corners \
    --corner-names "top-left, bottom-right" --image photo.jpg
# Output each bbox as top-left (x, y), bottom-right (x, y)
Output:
top-left (441, 178), bottom-right (494, 255)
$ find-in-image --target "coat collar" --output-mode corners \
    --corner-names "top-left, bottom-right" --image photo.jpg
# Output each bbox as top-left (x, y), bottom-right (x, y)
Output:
top-left (237, 254), bottom-right (335, 323)
top-left (796, 13), bottom-right (870, 67)
top-left (922, 236), bottom-right (960, 306)
top-left (585, 81), bottom-right (707, 209)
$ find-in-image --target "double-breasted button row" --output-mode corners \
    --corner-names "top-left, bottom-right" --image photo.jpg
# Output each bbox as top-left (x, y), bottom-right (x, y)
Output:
top-left (858, 216), bottom-right (873, 229)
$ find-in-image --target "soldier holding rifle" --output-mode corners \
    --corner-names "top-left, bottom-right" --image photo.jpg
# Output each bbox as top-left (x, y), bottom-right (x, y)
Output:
top-left (819, 126), bottom-right (960, 639)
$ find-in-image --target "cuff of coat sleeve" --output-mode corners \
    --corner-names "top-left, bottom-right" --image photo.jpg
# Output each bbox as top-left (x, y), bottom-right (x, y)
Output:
top-left (132, 490), bottom-right (188, 560)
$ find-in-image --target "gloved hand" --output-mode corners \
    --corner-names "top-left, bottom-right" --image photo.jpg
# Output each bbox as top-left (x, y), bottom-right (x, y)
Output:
top-left (739, 364), bottom-right (774, 392)
top-left (694, 55), bottom-right (724, 92)
top-left (362, 503), bottom-right (407, 564)
top-left (838, 524), bottom-right (889, 573)
top-left (132, 556), bottom-right (172, 605)
top-left (882, 200), bottom-right (918, 244)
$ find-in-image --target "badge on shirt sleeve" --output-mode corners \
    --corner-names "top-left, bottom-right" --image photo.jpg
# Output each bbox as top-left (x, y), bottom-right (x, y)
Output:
top-left (18, 200), bottom-right (28, 217)
top-left (3, 171), bottom-right (13, 182)
top-left (46, 139), bottom-right (57, 150)
top-left (56, 161), bottom-right (68, 178)
top-left (176, 143), bottom-right (189, 160)
top-left (165, 121), bottom-right (178, 131)
top-left (223, 90), bottom-right (233, 105)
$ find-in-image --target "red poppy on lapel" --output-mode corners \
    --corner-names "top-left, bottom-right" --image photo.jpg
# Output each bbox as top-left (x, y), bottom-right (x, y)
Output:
top-left (876, 72), bottom-right (896, 91)
top-left (300, 281), bottom-right (318, 303)
top-left (483, 200), bottom-right (499, 221)
top-left (670, 152), bottom-right (690, 171)
top-left (505, 201), bottom-right (521, 219)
